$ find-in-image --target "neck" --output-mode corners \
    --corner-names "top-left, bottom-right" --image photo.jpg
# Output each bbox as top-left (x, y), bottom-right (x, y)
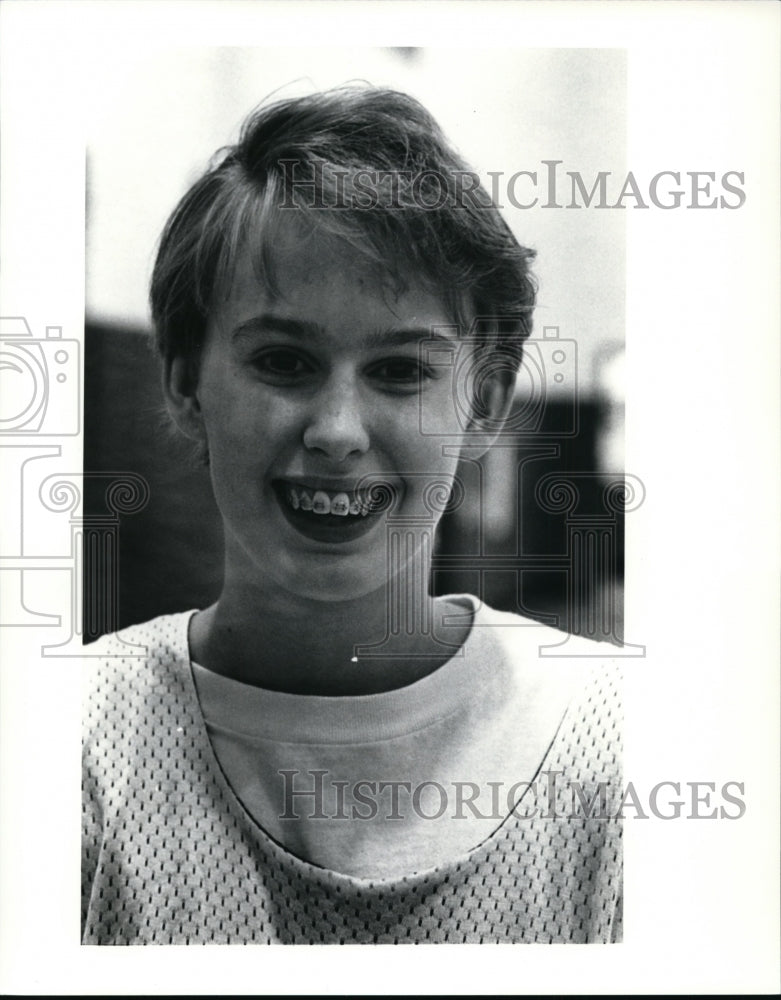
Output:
top-left (189, 579), bottom-right (472, 696)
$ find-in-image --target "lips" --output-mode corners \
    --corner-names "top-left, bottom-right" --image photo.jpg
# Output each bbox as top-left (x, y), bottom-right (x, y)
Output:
top-left (272, 478), bottom-right (397, 544)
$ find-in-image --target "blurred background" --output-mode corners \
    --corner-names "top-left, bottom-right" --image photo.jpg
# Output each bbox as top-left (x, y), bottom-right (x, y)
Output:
top-left (83, 46), bottom-right (626, 643)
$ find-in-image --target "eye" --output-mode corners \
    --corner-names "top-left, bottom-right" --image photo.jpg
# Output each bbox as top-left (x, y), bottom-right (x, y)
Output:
top-left (368, 357), bottom-right (436, 387)
top-left (252, 349), bottom-right (315, 380)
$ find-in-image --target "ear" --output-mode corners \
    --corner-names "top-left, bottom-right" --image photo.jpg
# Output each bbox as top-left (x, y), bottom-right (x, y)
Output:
top-left (162, 354), bottom-right (206, 443)
top-left (461, 357), bottom-right (517, 458)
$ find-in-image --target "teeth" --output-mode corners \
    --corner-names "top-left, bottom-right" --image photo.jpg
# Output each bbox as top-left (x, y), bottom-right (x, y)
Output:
top-left (330, 493), bottom-right (350, 517)
top-left (284, 485), bottom-right (372, 517)
top-left (312, 490), bottom-right (331, 514)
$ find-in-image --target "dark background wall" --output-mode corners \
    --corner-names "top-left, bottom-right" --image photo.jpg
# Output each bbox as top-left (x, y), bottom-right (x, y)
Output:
top-left (83, 323), bottom-right (223, 636)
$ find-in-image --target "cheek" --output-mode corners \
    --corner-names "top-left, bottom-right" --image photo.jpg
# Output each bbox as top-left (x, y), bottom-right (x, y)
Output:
top-left (416, 378), bottom-right (468, 440)
top-left (196, 391), bottom-right (273, 511)
top-left (199, 371), bottom-right (295, 449)
top-left (392, 439), bottom-right (464, 525)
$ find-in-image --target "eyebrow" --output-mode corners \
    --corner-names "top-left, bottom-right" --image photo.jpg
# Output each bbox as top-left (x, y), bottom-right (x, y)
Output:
top-left (231, 313), bottom-right (459, 348)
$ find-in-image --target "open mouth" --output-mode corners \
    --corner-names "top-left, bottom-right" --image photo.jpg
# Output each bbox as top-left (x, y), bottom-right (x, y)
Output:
top-left (272, 479), bottom-right (397, 544)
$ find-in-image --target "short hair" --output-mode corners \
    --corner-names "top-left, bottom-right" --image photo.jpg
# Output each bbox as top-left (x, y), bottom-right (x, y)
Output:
top-left (150, 84), bottom-right (536, 371)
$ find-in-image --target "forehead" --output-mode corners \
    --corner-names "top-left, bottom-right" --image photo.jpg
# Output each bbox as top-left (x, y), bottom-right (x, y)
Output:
top-left (211, 219), bottom-right (462, 335)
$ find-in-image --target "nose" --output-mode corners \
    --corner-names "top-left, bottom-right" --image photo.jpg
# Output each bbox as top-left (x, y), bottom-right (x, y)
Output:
top-left (302, 375), bottom-right (371, 463)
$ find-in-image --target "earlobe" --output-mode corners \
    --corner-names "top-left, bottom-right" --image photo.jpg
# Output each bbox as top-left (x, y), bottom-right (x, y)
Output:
top-left (162, 354), bottom-right (205, 442)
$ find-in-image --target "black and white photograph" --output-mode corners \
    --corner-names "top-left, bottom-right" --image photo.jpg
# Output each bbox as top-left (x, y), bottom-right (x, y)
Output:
top-left (81, 46), bottom-right (627, 947)
top-left (0, 0), bottom-right (778, 993)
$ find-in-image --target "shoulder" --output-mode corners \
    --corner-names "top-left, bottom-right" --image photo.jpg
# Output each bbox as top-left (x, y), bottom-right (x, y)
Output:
top-left (457, 593), bottom-right (624, 674)
top-left (454, 594), bottom-right (623, 747)
top-left (82, 611), bottom-right (197, 736)
top-left (84, 610), bottom-right (196, 660)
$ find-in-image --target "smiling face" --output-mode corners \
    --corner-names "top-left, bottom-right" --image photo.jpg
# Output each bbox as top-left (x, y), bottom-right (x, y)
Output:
top-left (166, 222), bottom-right (510, 605)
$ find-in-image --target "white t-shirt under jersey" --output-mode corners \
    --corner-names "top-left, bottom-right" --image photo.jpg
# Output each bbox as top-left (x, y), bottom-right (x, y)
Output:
top-left (191, 593), bottom-right (595, 879)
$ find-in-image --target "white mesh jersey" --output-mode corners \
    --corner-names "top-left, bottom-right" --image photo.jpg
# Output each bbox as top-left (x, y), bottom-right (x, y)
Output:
top-left (82, 609), bottom-right (623, 945)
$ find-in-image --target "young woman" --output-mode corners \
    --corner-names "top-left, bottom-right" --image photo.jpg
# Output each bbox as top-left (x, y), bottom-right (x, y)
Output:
top-left (82, 86), bottom-right (622, 944)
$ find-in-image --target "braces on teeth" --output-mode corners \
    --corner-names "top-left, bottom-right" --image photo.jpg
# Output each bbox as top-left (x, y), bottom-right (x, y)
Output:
top-left (286, 486), bottom-right (371, 517)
